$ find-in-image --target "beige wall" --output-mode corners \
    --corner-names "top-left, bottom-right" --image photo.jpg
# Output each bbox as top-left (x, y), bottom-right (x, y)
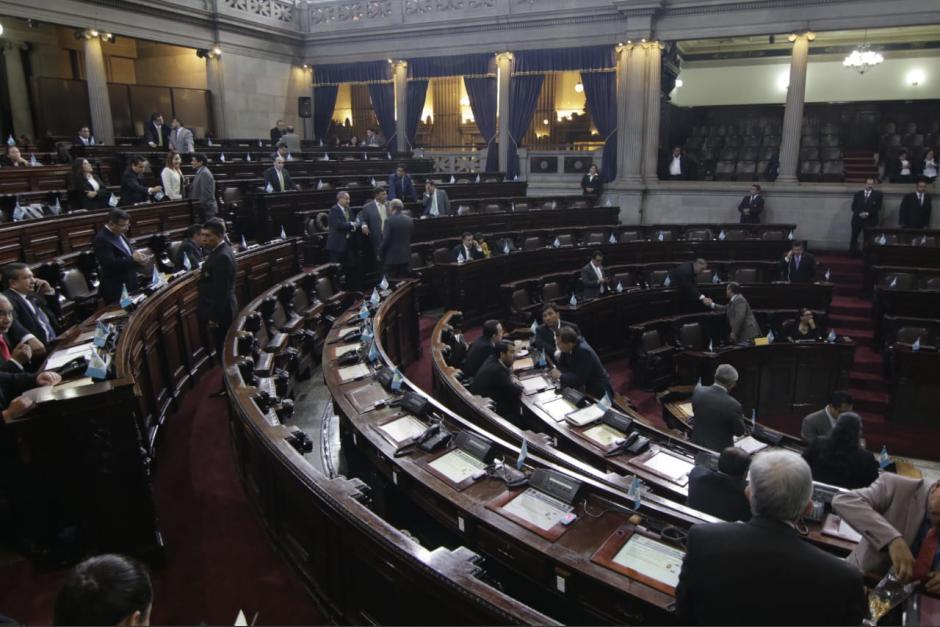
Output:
top-left (135, 42), bottom-right (206, 89)
top-left (219, 51), bottom-right (292, 138)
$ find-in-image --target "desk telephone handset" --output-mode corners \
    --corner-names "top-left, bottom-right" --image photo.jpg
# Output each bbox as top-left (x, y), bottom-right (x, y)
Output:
top-left (336, 351), bottom-right (362, 366)
top-left (605, 431), bottom-right (650, 457)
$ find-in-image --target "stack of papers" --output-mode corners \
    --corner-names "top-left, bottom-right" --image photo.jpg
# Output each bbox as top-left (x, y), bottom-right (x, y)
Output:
top-left (46, 342), bottom-right (95, 370)
top-left (734, 434), bottom-right (769, 455)
top-left (565, 404), bottom-right (605, 427)
top-left (337, 363), bottom-right (370, 382)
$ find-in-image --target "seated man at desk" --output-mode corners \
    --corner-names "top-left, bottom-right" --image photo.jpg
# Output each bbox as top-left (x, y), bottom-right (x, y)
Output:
top-left (461, 320), bottom-right (503, 378)
top-left (451, 232), bottom-right (485, 263)
top-left (800, 390), bottom-right (853, 444)
top-left (677, 450), bottom-right (866, 625)
top-left (782, 239), bottom-right (817, 283)
top-left (691, 364), bottom-right (746, 452)
top-left (0, 294), bottom-right (46, 371)
top-left (687, 446), bottom-right (751, 522)
top-left (3, 262), bottom-right (60, 347)
top-left (531, 303), bottom-right (580, 364)
top-left (469, 340), bottom-right (523, 424)
top-left (263, 156), bottom-right (297, 192)
top-left (668, 258), bottom-right (714, 308)
top-left (712, 282), bottom-right (762, 344)
top-left (550, 326), bottom-right (612, 400)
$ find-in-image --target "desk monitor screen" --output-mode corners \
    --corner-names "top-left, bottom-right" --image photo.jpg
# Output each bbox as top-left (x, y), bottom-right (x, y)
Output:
top-left (501, 488), bottom-right (573, 531)
top-left (512, 357), bottom-right (534, 372)
top-left (581, 422), bottom-right (625, 447)
top-left (540, 397), bottom-right (576, 422)
top-left (338, 363), bottom-right (370, 382)
top-left (612, 534), bottom-right (684, 591)
top-left (565, 403), bottom-right (605, 427)
top-left (639, 450), bottom-right (693, 485)
top-left (428, 449), bottom-right (486, 485)
top-left (520, 375), bottom-right (552, 395)
top-left (379, 415), bottom-right (428, 443)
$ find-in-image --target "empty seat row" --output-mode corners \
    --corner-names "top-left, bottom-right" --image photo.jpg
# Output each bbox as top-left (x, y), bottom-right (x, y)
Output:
top-left (878, 272), bottom-right (940, 291)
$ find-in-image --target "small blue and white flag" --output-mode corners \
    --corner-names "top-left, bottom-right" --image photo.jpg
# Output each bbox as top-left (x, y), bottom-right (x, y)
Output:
top-left (391, 368), bottom-right (403, 392)
top-left (663, 274), bottom-right (671, 287)
top-left (379, 276), bottom-right (389, 290)
top-left (475, 173), bottom-right (481, 183)
top-left (93, 321), bottom-right (112, 348)
top-left (616, 282), bottom-right (624, 293)
top-left (183, 253), bottom-right (192, 271)
top-left (370, 288), bottom-right (381, 307)
top-left (207, 137), bottom-right (214, 146)
top-left (503, 241), bottom-right (511, 255)
top-left (280, 225), bottom-right (287, 240)
top-left (628, 476), bottom-right (642, 509)
top-left (85, 350), bottom-right (110, 380)
top-left (108, 193), bottom-right (119, 207)
top-left (530, 319), bottom-right (538, 335)
top-left (286, 152), bottom-right (293, 161)
top-left (912, 337), bottom-right (922, 352)
top-left (516, 438), bottom-right (528, 470)
top-left (264, 182), bottom-right (274, 193)
top-left (718, 229), bottom-right (726, 241)
top-left (751, 408), bottom-right (757, 429)
top-left (12, 200), bottom-right (25, 221)
top-left (609, 233), bottom-right (617, 244)
top-left (449, 174), bottom-right (456, 184)
top-left (877, 233), bottom-right (887, 245)
top-left (605, 197), bottom-right (612, 207)
top-left (457, 252), bottom-right (466, 264)
top-left (368, 338), bottom-right (379, 363)
top-left (29, 154), bottom-right (39, 167)
top-left (119, 284), bottom-right (133, 308)
top-left (245, 153), bottom-right (252, 162)
top-left (258, 139), bottom-right (263, 147)
top-left (553, 237), bottom-right (561, 248)
top-left (657, 231), bottom-right (664, 242)
top-left (889, 276), bottom-right (898, 288)
top-left (766, 329), bottom-right (775, 343)
top-left (323, 153), bottom-right (330, 161)
top-left (787, 229), bottom-right (795, 240)
top-left (708, 339), bottom-right (714, 352)
top-left (712, 272), bottom-right (721, 284)
top-left (241, 234), bottom-right (248, 249)
top-left (825, 268), bottom-right (831, 281)
top-left (219, 152), bottom-right (226, 163)
top-left (6, 135), bottom-right (15, 146)
top-left (879, 445), bottom-right (891, 468)
top-left (569, 293), bottom-right (577, 306)
top-left (50, 196), bottom-right (62, 215)
top-left (359, 303), bottom-right (370, 320)
top-left (151, 265), bottom-right (163, 287)
top-left (827, 329), bottom-right (837, 342)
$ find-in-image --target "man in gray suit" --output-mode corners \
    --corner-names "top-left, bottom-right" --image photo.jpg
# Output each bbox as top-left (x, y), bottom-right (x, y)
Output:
top-left (580, 251), bottom-right (609, 299)
top-left (691, 364), bottom-right (746, 451)
top-left (713, 282), bottom-right (762, 343)
top-left (380, 199), bottom-right (413, 278)
top-left (279, 126), bottom-right (302, 153)
top-left (169, 118), bottom-right (195, 154)
top-left (800, 391), bottom-right (854, 443)
top-left (189, 153), bottom-right (218, 222)
top-left (422, 180), bottom-right (450, 217)
top-left (359, 187), bottom-right (388, 262)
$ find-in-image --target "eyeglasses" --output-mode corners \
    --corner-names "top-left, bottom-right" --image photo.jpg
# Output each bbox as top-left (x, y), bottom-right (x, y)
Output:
top-left (0, 310), bottom-right (14, 318)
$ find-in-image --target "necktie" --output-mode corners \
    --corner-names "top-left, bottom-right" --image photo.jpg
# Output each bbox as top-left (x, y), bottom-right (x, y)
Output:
top-left (0, 335), bottom-right (10, 361)
top-left (865, 191), bottom-right (870, 200)
top-left (117, 234), bottom-right (132, 257)
top-left (919, 194), bottom-right (924, 205)
top-left (157, 125), bottom-right (163, 147)
top-left (32, 298), bottom-right (56, 342)
top-left (913, 527), bottom-right (937, 581)
top-left (795, 255), bottom-right (800, 269)
top-left (277, 170), bottom-right (284, 192)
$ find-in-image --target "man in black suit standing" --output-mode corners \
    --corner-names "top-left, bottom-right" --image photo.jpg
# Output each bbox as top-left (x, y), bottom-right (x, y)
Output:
top-left (677, 449), bottom-right (866, 626)
top-left (531, 303), bottom-right (580, 363)
top-left (120, 155), bottom-right (162, 205)
top-left (668, 258), bottom-right (714, 308)
top-left (359, 187), bottom-right (389, 265)
top-left (550, 326), bottom-right (612, 399)
top-left (690, 364), bottom-right (746, 451)
top-left (461, 320), bottom-right (503, 378)
top-left (176, 224), bottom-right (205, 270)
top-left (270, 119), bottom-right (287, 144)
top-left (580, 251), bottom-right (609, 300)
top-left (388, 164), bottom-right (418, 203)
top-left (687, 446), bottom-right (751, 522)
top-left (92, 209), bottom-right (150, 303)
top-left (660, 146), bottom-right (690, 180)
top-left (2, 263), bottom-right (60, 346)
top-left (850, 178), bottom-right (883, 255)
top-left (143, 113), bottom-right (169, 149)
top-left (452, 232), bottom-right (485, 263)
top-left (470, 340), bottom-right (524, 424)
top-left (380, 199), bottom-right (413, 279)
top-left (197, 221), bottom-right (237, 374)
top-left (782, 239), bottom-right (817, 283)
top-left (899, 179), bottom-right (933, 228)
top-left (737, 183), bottom-right (764, 224)
top-left (263, 156), bottom-right (297, 192)
top-left (326, 191), bottom-right (358, 285)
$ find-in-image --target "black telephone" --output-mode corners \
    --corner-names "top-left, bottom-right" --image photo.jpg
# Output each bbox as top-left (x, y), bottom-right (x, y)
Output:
top-left (336, 351), bottom-right (361, 366)
top-left (605, 431), bottom-right (650, 457)
top-left (417, 421), bottom-right (452, 453)
top-left (376, 368), bottom-right (394, 390)
top-left (751, 423), bottom-right (783, 446)
top-left (528, 468), bottom-right (582, 505)
top-left (454, 430), bottom-right (495, 464)
top-left (601, 411), bottom-right (633, 434)
top-left (561, 387), bottom-right (585, 407)
top-left (340, 328), bottom-right (362, 342)
top-left (52, 356), bottom-right (89, 380)
top-left (400, 390), bottom-right (429, 417)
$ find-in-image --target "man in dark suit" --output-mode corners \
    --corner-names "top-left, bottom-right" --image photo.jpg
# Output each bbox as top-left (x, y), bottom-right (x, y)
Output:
top-left (263, 156), bottom-right (297, 193)
top-left (326, 191), bottom-right (358, 283)
top-left (2, 263), bottom-right (60, 346)
top-left (580, 251), bottom-right (609, 300)
top-left (359, 187), bottom-right (388, 264)
top-left (668, 258), bottom-right (714, 308)
top-left (850, 178), bottom-right (883, 255)
top-left (782, 239), bottom-right (817, 283)
top-left (388, 164), bottom-right (418, 203)
top-left (660, 145), bottom-right (690, 180)
top-left (363, 128), bottom-right (385, 147)
top-left (0, 294), bottom-right (46, 371)
top-left (73, 126), bottom-right (96, 147)
top-left (470, 341), bottom-right (524, 424)
top-left (422, 180), bottom-right (450, 217)
top-left (713, 282), bottom-right (762, 343)
top-left (899, 179), bottom-right (933, 228)
top-left (550, 326), bottom-right (612, 399)
top-left (176, 224), bottom-right (205, 270)
top-left (120, 155), bottom-right (162, 205)
top-left (687, 446), bottom-right (751, 522)
top-left (92, 209), bottom-right (150, 303)
top-left (800, 390), bottom-right (853, 444)
top-left (461, 320), bottom-right (503, 378)
top-left (691, 364), bottom-right (746, 451)
top-left (197, 221), bottom-right (237, 374)
top-left (531, 303), bottom-right (580, 363)
top-left (677, 449), bottom-right (866, 626)
top-left (380, 199), bottom-right (413, 279)
top-left (737, 183), bottom-right (764, 224)
top-left (270, 119), bottom-right (287, 144)
top-left (452, 232), bottom-right (485, 263)
top-left (143, 113), bottom-right (169, 149)
top-left (189, 153), bottom-right (218, 222)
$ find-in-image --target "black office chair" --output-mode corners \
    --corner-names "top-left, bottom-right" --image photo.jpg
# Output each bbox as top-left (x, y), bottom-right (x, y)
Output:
top-left (677, 322), bottom-right (706, 351)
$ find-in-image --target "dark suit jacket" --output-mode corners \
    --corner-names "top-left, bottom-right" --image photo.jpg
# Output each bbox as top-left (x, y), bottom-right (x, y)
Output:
top-left (270, 127), bottom-right (287, 143)
top-left (690, 383), bottom-right (745, 452)
top-left (73, 135), bottom-right (96, 147)
top-left (851, 189), bottom-right (882, 226)
top-left (687, 465), bottom-right (751, 522)
top-left (899, 191), bottom-right (933, 228)
top-left (580, 261), bottom-right (608, 299)
top-left (782, 251), bottom-right (817, 283)
top-left (3, 289), bottom-right (59, 344)
top-left (421, 189), bottom-right (451, 217)
top-left (451, 243), bottom-right (485, 263)
top-left (669, 261), bottom-right (703, 303)
top-left (715, 295), bottom-right (762, 342)
top-left (387, 174), bottom-right (418, 202)
top-left (580, 174), bottom-right (603, 195)
top-left (93, 226), bottom-right (139, 303)
top-left (557, 339), bottom-right (612, 399)
top-left (469, 354), bottom-right (523, 422)
top-left (803, 440), bottom-right (879, 490)
top-left (462, 336), bottom-right (496, 378)
top-left (119, 168), bottom-right (151, 205)
top-left (676, 516), bottom-right (866, 626)
top-left (380, 212), bottom-right (413, 266)
top-left (660, 153), bottom-right (691, 179)
top-left (737, 193), bottom-right (764, 224)
top-left (263, 167), bottom-right (297, 192)
top-left (358, 200), bottom-right (387, 255)
top-left (326, 204), bottom-right (356, 253)
top-left (143, 122), bottom-right (170, 147)
top-left (197, 242), bottom-right (237, 325)
top-left (74, 175), bottom-right (109, 210)
top-left (532, 321), bottom-right (580, 358)
top-left (177, 239), bottom-right (205, 269)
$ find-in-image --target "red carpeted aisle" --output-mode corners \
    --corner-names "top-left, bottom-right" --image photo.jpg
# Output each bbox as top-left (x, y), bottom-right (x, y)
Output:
top-left (0, 368), bottom-right (325, 626)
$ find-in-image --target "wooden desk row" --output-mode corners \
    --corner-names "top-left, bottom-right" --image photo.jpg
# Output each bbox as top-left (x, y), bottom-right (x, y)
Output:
top-left (862, 227), bottom-right (940, 292)
top-left (0, 164), bottom-right (110, 196)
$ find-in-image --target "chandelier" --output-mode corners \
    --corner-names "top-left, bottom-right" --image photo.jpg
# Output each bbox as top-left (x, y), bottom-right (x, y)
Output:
top-left (843, 43), bottom-right (883, 74)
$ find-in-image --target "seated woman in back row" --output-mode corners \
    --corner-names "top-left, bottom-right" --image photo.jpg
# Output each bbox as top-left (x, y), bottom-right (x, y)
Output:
top-left (786, 309), bottom-right (823, 342)
top-left (802, 412), bottom-right (878, 490)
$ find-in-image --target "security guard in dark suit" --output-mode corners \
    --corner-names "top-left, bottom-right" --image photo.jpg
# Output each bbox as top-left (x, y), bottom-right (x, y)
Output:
top-left (197, 221), bottom-right (237, 383)
top-left (470, 340), bottom-right (523, 424)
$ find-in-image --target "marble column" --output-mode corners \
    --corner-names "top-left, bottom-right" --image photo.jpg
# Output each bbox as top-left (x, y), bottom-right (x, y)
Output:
top-left (82, 37), bottom-right (114, 144)
top-left (3, 42), bottom-right (36, 141)
top-left (642, 43), bottom-right (663, 181)
top-left (392, 60), bottom-right (408, 153)
top-left (615, 44), bottom-right (647, 184)
top-left (206, 55), bottom-right (226, 139)
top-left (496, 52), bottom-right (513, 175)
top-left (777, 34), bottom-right (811, 183)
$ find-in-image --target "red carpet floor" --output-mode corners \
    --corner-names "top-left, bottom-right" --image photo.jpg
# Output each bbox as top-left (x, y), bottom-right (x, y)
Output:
top-left (0, 368), bottom-right (325, 626)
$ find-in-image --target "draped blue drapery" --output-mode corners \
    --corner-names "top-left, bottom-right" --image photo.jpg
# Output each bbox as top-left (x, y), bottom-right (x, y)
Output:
top-left (464, 77), bottom-right (498, 172)
top-left (507, 74), bottom-right (544, 180)
top-left (513, 46), bottom-right (616, 74)
top-left (580, 71), bottom-right (617, 182)
top-left (368, 83), bottom-right (397, 147)
top-left (406, 80), bottom-right (429, 149)
top-left (313, 85), bottom-right (338, 143)
top-left (408, 53), bottom-right (495, 79)
top-left (313, 60), bottom-right (391, 85)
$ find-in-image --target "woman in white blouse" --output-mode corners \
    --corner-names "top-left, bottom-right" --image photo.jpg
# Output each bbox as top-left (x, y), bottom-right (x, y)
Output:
top-left (71, 158), bottom-right (108, 209)
top-left (160, 151), bottom-right (184, 200)
top-left (922, 149), bottom-right (937, 182)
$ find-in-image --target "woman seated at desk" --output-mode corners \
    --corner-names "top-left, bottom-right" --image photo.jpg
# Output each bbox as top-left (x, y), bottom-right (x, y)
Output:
top-left (785, 309), bottom-right (823, 342)
top-left (802, 412), bottom-right (878, 490)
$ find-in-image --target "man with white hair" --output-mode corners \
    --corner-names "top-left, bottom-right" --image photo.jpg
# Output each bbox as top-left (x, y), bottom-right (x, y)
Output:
top-left (677, 450), bottom-right (865, 625)
top-left (690, 364), bottom-right (746, 451)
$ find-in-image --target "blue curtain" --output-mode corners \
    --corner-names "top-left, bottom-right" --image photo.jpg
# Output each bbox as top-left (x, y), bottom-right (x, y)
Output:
top-left (409, 53), bottom-right (495, 79)
top-left (406, 80), bottom-right (429, 149)
top-left (313, 85), bottom-right (338, 143)
top-left (464, 77), bottom-right (498, 172)
top-left (581, 71), bottom-right (617, 182)
top-left (507, 74), bottom-right (544, 180)
top-left (368, 83), bottom-right (396, 147)
top-left (514, 46), bottom-right (615, 74)
top-left (314, 61), bottom-right (390, 85)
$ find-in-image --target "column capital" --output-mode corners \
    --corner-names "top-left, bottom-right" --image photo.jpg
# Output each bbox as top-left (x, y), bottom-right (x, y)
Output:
top-left (495, 51), bottom-right (514, 63)
top-left (786, 31), bottom-right (817, 43)
top-left (390, 59), bottom-right (408, 71)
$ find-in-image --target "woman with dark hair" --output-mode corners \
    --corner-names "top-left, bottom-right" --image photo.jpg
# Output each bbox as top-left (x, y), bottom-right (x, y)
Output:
top-left (786, 308), bottom-right (823, 342)
top-left (54, 554), bottom-right (153, 625)
top-left (71, 158), bottom-right (109, 210)
top-left (802, 412), bottom-right (879, 490)
top-left (580, 163), bottom-right (603, 198)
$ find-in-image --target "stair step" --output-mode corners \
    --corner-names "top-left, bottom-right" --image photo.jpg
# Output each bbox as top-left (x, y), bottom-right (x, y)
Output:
top-left (831, 304), bottom-right (871, 317)
top-left (849, 371), bottom-right (890, 393)
top-left (829, 313), bottom-right (872, 330)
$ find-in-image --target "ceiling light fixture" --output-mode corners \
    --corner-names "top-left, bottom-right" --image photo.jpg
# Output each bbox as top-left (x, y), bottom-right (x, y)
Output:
top-left (843, 30), bottom-right (883, 75)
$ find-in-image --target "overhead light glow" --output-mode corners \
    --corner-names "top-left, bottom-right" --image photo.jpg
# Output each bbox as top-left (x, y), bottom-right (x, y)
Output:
top-left (906, 69), bottom-right (926, 86)
top-left (843, 44), bottom-right (884, 74)
top-left (674, 78), bottom-right (684, 88)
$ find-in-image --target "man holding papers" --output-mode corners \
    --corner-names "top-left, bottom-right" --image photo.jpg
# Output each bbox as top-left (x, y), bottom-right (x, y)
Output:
top-left (470, 341), bottom-right (523, 423)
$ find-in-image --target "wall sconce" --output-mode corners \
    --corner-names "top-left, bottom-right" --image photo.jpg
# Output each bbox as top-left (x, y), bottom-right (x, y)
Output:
top-left (674, 78), bottom-right (684, 88)
top-left (574, 81), bottom-right (584, 93)
top-left (196, 46), bottom-right (222, 60)
top-left (75, 28), bottom-right (116, 43)
top-left (906, 69), bottom-right (926, 86)
top-left (0, 22), bottom-right (5, 36)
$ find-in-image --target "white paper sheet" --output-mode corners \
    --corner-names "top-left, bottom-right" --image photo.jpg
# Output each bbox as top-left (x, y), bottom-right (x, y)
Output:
top-left (581, 423), bottom-right (625, 447)
top-left (333, 343), bottom-right (360, 358)
top-left (734, 434), bottom-right (769, 455)
top-left (642, 451), bottom-right (694, 484)
top-left (612, 534), bottom-right (684, 589)
top-left (521, 376), bottom-right (551, 395)
top-left (379, 415), bottom-right (428, 442)
top-left (501, 489), bottom-right (571, 531)
top-left (565, 404), bottom-right (605, 427)
top-left (45, 342), bottom-right (95, 369)
top-left (337, 363), bottom-right (370, 382)
top-left (540, 397), bottom-right (576, 422)
top-left (428, 449), bottom-right (485, 484)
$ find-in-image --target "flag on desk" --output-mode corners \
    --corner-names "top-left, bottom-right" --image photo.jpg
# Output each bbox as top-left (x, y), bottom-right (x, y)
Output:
top-left (616, 282), bottom-right (623, 293)
top-left (889, 276), bottom-right (898, 288)
top-left (363, 152), bottom-right (368, 161)
top-left (475, 173), bottom-right (481, 183)
top-left (12, 200), bottom-right (25, 221)
top-left (663, 274), bottom-right (671, 287)
top-left (6, 135), bottom-right (15, 146)
top-left (50, 196), bottom-right (61, 216)
top-left (766, 329), bottom-right (775, 344)
top-left (219, 152), bottom-right (226, 163)
top-left (93, 321), bottom-right (113, 348)
top-left (536, 349), bottom-right (547, 368)
top-left (712, 272), bottom-right (721, 284)
top-left (280, 225), bottom-right (287, 240)
top-left (245, 153), bottom-right (252, 162)
top-left (502, 241), bottom-right (511, 255)
top-left (825, 268), bottom-right (831, 281)
top-left (827, 329), bottom-right (837, 343)
top-left (787, 229), bottom-right (795, 241)
top-left (119, 284), bottom-right (133, 308)
top-left (657, 231), bottom-right (664, 242)
top-left (751, 408), bottom-right (757, 429)
top-left (151, 265), bottom-right (163, 287)
top-left (553, 237), bottom-right (561, 248)
top-left (449, 175), bottom-right (456, 184)
top-left (359, 303), bottom-right (370, 320)
top-left (241, 234), bottom-right (248, 249)
top-left (323, 153), bottom-right (330, 161)
top-left (387, 152), bottom-right (392, 160)
top-left (708, 339), bottom-right (714, 352)
top-left (207, 138), bottom-right (213, 146)
top-left (183, 253), bottom-right (192, 271)
top-left (318, 138), bottom-right (324, 146)
top-left (569, 293), bottom-right (577, 307)
top-left (108, 193), bottom-right (119, 207)
top-left (379, 276), bottom-right (389, 291)
top-left (605, 197), bottom-right (612, 207)
top-left (609, 233), bottom-right (617, 244)
top-left (287, 152), bottom-right (293, 161)
top-left (718, 229), bottom-right (726, 241)
top-left (530, 319), bottom-right (538, 335)
top-left (877, 233), bottom-right (887, 245)
top-left (457, 252), bottom-right (466, 264)
top-left (628, 476), bottom-right (642, 509)
top-left (370, 288), bottom-right (381, 307)
top-left (879, 445), bottom-right (891, 469)
top-left (912, 337), bottom-right (922, 352)
top-left (84, 350), bottom-right (110, 380)
top-left (367, 337), bottom-right (379, 363)
top-left (265, 182), bottom-right (274, 193)
top-left (598, 392), bottom-right (612, 413)
top-left (516, 438), bottom-right (528, 470)
top-left (391, 367), bottom-right (403, 391)
top-left (370, 177), bottom-right (377, 187)
top-left (29, 154), bottom-right (39, 167)
top-left (317, 180), bottom-right (326, 190)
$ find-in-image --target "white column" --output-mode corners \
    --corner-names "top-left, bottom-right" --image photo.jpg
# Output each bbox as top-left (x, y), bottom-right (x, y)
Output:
top-left (206, 55), bottom-right (226, 139)
top-left (777, 33), bottom-right (811, 183)
top-left (642, 43), bottom-right (662, 181)
top-left (392, 60), bottom-right (408, 153)
top-left (615, 44), bottom-right (647, 184)
top-left (82, 37), bottom-right (114, 144)
top-left (496, 52), bottom-right (513, 175)
top-left (3, 42), bottom-right (36, 141)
